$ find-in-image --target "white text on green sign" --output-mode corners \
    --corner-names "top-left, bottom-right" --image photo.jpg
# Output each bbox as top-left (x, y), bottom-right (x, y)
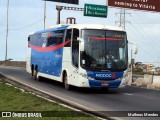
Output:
top-left (84, 4), bottom-right (108, 18)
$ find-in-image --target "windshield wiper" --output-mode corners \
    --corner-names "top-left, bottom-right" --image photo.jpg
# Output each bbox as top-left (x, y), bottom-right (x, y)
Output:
top-left (101, 70), bottom-right (111, 72)
top-left (90, 66), bottom-right (111, 72)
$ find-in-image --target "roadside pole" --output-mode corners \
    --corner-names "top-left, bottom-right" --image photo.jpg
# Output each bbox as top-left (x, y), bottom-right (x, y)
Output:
top-left (56, 6), bottom-right (63, 24)
top-left (5, 0), bottom-right (10, 64)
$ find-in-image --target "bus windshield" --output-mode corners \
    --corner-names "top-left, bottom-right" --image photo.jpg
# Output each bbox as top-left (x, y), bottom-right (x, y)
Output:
top-left (81, 29), bottom-right (128, 72)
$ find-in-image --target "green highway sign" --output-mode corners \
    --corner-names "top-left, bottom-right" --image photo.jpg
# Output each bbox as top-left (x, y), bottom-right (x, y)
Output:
top-left (84, 4), bottom-right (108, 18)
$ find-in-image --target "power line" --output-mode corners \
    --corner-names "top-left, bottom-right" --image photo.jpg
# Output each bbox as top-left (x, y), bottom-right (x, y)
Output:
top-left (132, 22), bottom-right (160, 24)
top-left (131, 14), bottom-right (160, 52)
top-left (0, 31), bottom-right (6, 35)
top-left (128, 17), bottom-right (160, 65)
top-left (115, 9), bottom-right (130, 30)
top-left (9, 18), bottom-right (44, 31)
top-left (1, 18), bottom-right (44, 35)
top-left (129, 24), bottom-right (158, 60)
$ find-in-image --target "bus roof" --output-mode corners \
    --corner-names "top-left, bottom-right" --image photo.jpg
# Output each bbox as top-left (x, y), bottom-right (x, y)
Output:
top-left (32, 24), bottom-right (125, 35)
top-left (68, 24), bottom-right (125, 31)
top-left (34, 25), bottom-right (69, 34)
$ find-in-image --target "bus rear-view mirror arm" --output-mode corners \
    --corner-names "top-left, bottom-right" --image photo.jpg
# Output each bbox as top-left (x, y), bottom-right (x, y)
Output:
top-left (77, 37), bottom-right (84, 51)
top-left (128, 39), bottom-right (138, 55)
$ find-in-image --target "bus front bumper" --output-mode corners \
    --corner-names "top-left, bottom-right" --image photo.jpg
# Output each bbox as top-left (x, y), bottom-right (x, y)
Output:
top-left (88, 79), bottom-right (122, 88)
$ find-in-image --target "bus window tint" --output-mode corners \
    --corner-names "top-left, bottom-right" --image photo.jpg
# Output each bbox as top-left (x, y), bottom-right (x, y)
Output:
top-left (28, 36), bottom-right (30, 48)
top-left (29, 35), bottom-right (36, 46)
top-left (46, 30), bottom-right (65, 46)
top-left (29, 34), bottom-right (43, 47)
top-left (72, 29), bottom-right (79, 68)
top-left (47, 37), bottom-right (55, 46)
top-left (36, 34), bottom-right (43, 46)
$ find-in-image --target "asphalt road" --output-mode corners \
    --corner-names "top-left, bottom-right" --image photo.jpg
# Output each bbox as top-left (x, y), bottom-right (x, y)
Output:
top-left (0, 65), bottom-right (160, 120)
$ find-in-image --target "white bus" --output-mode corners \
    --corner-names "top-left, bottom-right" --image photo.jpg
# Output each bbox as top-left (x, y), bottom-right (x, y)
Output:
top-left (26, 24), bottom-right (128, 90)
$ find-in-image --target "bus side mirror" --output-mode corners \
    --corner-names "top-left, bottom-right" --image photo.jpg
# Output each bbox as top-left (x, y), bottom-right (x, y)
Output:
top-left (28, 37), bottom-right (30, 42)
top-left (77, 37), bottom-right (84, 51)
top-left (133, 44), bottom-right (138, 54)
top-left (128, 39), bottom-right (138, 54)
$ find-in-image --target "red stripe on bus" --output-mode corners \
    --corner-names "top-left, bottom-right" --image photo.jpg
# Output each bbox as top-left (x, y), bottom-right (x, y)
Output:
top-left (87, 36), bottom-right (122, 41)
top-left (29, 40), bottom-right (71, 52)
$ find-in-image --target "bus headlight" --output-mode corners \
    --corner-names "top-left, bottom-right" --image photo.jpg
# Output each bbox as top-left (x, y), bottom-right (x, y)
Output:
top-left (115, 73), bottom-right (128, 81)
top-left (79, 73), bottom-right (95, 80)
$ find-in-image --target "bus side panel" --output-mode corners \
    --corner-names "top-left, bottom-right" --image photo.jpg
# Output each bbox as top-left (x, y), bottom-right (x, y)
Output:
top-left (31, 48), bottom-right (63, 77)
top-left (61, 47), bottom-right (73, 83)
top-left (62, 47), bottom-right (81, 86)
top-left (26, 48), bottom-right (31, 73)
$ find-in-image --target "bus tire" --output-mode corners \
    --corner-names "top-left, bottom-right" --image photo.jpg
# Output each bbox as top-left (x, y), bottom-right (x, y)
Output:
top-left (64, 73), bottom-right (71, 90)
top-left (34, 67), bottom-right (42, 81)
top-left (31, 65), bottom-right (34, 76)
top-left (34, 68), bottom-right (38, 80)
top-left (101, 88), bottom-right (109, 93)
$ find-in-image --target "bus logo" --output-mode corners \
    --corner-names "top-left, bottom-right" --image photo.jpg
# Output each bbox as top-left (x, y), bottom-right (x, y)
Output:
top-left (96, 74), bottom-right (112, 77)
top-left (107, 63), bottom-right (112, 68)
top-left (112, 73), bottom-right (116, 78)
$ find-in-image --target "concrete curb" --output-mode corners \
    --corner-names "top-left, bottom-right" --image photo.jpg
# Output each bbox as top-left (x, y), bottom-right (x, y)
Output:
top-left (130, 74), bottom-right (160, 90)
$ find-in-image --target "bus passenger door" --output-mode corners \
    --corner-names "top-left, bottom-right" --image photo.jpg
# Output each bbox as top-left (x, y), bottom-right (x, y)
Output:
top-left (71, 29), bottom-right (80, 85)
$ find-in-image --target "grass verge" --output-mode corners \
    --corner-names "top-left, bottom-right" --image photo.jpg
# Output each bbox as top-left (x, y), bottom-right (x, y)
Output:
top-left (0, 79), bottom-right (97, 120)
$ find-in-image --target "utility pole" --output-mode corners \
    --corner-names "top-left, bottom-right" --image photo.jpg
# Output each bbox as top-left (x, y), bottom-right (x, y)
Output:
top-left (56, 6), bottom-right (63, 24)
top-left (116, 9), bottom-right (133, 82)
top-left (56, 5), bottom-right (84, 24)
top-left (44, 0), bottom-right (46, 29)
top-left (5, 0), bottom-right (9, 62)
top-left (158, 57), bottom-right (160, 67)
top-left (115, 9), bottom-right (130, 30)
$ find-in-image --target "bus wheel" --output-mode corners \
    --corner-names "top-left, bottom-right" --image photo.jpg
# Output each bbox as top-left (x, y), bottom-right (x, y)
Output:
top-left (64, 73), bottom-right (71, 90)
top-left (34, 68), bottom-right (38, 80)
top-left (31, 65), bottom-right (34, 76)
top-left (101, 88), bottom-right (109, 93)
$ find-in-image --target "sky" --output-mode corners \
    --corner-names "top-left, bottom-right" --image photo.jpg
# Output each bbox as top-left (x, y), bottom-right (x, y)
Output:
top-left (0, 0), bottom-right (160, 67)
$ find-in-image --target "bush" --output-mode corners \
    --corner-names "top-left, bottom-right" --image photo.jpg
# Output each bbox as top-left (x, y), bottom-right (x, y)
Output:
top-left (133, 67), bottom-right (144, 75)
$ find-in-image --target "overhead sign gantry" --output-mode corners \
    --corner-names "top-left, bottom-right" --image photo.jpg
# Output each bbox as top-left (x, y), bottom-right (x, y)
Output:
top-left (108, 0), bottom-right (160, 12)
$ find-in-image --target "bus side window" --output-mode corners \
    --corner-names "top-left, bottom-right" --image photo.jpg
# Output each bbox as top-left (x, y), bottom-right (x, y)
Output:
top-left (65, 29), bottom-right (72, 47)
top-left (28, 36), bottom-right (30, 48)
top-left (47, 37), bottom-right (55, 46)
top-left (36, 34), bottom-right (43, 47)
top-left (28, 37), bottom-right (30, 42)
top-left (72, 29), bottom-right (79, 68)
top-left (73, 29), bottom-right (79, 40)
top-left (46, 30), bottom-right (64, 46)
top-left (30, 35), bottom-right (36, 46)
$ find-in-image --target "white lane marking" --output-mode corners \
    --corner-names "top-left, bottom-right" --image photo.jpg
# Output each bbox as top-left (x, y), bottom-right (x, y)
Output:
top-left (0, 65), bottom-right (25, 70)
top-left (123, 93), bottom-right (133, 96)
